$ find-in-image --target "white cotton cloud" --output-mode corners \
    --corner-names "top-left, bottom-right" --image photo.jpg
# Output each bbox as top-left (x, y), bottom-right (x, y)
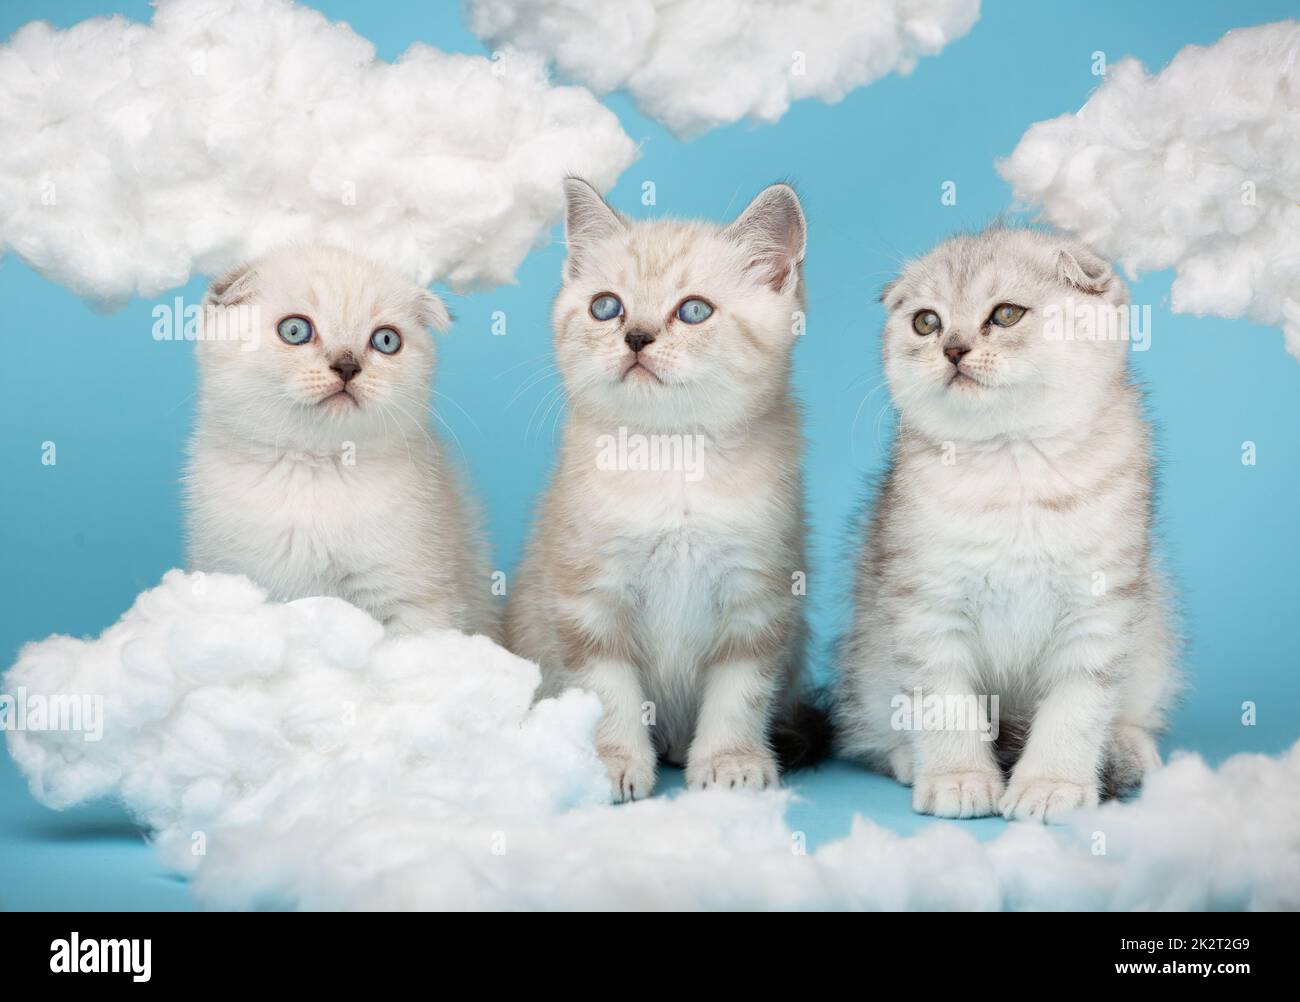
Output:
top-left (999, 20), bottom-right (1300, 360)
top-left (6, 571), bottom-right (1299, 910)
top-left (0, 0), bottom-right (637, 306)
top-left (466, 0), bottom-right (981, 138)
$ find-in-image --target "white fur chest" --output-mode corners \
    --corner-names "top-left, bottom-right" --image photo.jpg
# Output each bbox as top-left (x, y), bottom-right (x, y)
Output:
top-left (187, 438), bottom-right (427, 609)
top-left (906, 439), bottom-right (1129, 673)
top-left (584, 471), bottom-right (781, 754)
top-left (588, 467), bottom-right (783, 669)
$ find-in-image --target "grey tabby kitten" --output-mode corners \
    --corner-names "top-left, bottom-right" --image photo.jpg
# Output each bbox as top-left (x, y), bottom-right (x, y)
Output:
top-left (836, 227), bottom-right (1178, 822)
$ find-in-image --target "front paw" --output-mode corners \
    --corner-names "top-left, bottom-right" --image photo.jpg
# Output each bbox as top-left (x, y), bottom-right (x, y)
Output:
top-left (600, 746), bottom-right (657, 802)
top-left (686, 749), bottom-right (778, 791)
top-left (999, 776), bottom-right (1099, 823)
top-left (912, 769), bottom-right (1005, 818)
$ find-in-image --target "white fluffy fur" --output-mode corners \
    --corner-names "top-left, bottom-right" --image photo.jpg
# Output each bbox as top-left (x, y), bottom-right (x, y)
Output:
top-left (4, 571), bottom-right (1296, 911)
top-left (185, 245), bottom-right (497, 637)
top-left (507, 180), bottom-right (811, 799)
top-left (836, 228), bottom-right (1179, 822)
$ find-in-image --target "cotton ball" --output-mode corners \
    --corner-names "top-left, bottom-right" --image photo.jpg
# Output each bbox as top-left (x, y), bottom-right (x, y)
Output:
top-left (4, 635), bottom-right (125, 807)
top-left (0, 0), bottom-right (636, 306)
top-left (5, 725), bottom-right (123, 810)
top-left (8, 573), bottom-right (1300, 911)
top-left (519, 688), bottom-right (610, 809)
top-left (990, 822), bottom-right (1114, 911)
top-left (282, 596), bottom-right (384, 671)
top-left (820, 818), bottom-right (1002, 910)
top-left (1000, 20), bottom-right (1300, 359)
top-left (1285, 302), bottom-right (1300, 360)
top-left (467, 0), bottom-right (980, 138)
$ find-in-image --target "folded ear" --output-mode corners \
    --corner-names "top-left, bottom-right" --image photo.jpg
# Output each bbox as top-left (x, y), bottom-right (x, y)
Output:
top-left (1057, 246), bottom-right (1114, 297)
top-left (416, 289), bottom-right (452, 333)
top-left (723, 183), bottom-right (806, 295)
top-left (205, 262), bottom-right (258, 306)
top-left (563, 177), bottom-right (626, 281)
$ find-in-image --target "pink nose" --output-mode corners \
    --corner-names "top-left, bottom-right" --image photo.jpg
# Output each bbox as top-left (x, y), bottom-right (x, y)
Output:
top-left (944, 344), bottom-right (970, 366)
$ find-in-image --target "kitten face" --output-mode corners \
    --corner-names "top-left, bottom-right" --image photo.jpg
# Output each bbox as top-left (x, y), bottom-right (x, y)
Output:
top-left (197, 245), bottom-right (449, 449)
top-left (553, 180), bottom-right (806, 432)
top-left (880, 228), bottom-right (1130, 442)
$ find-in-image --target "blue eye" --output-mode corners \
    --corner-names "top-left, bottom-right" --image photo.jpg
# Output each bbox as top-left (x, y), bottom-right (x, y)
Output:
top-left (590, 294), bottom-right (623, 321)
top-left (677, 298), bottom-right (713, 324)
top-left (370, 327), bottom-right (402, 354)
top-left (277, 315), bottom-right (313, 345)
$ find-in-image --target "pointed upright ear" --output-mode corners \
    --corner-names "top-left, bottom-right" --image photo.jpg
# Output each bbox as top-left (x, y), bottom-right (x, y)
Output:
top-left (563, 177), bottom-right (625, 281)
top-left (205, 262), bottom-right (258, 306)
top-left (1057, 246), bottom-right (1114, 297)
top-left (416, 289), bottom-right (452, 333)
top-left (723, 183), bottom-right (806, 294)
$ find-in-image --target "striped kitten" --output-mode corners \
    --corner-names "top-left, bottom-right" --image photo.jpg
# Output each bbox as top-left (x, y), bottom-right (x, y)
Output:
top-left (507, 179), bottom-right (826, 801)
top-left (836, 227), bottom-right (1178, 822)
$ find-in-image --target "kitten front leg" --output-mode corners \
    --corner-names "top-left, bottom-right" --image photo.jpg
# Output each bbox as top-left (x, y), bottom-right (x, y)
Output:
top-left (578, 656), bottom-right (656, 801)
top-left (549, 584), bottom-right (656, 801)
top-left (1000, 643), bottom-right (1119, 822)
top-left (906, 649), bottom-right (1004, 818)
top-left (686, 656), bottom-right (780, 791)
top-left (910, 710), bottom-right (1004, 818)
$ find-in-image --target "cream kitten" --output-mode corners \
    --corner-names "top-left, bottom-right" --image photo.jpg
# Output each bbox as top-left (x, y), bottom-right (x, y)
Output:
top-left (185, 244), bottom-right (498, 638)
top-left (506, 179), bottom-right (827, 801)
top-left (835, 227), bottom-right (1178, 822)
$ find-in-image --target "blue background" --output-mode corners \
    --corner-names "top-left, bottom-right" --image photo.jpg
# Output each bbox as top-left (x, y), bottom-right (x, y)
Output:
top-left (2, 0), bottom-right (1297, 911)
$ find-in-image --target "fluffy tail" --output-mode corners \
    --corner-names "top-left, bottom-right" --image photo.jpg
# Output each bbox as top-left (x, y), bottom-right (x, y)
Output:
top-left (772, 693), bottom-right (834, 773)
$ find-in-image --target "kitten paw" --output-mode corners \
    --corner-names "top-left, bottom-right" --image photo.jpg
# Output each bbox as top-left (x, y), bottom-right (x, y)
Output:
top-left (912, 769), bottom-right (1004, 818)
top-left (686, 750), bottom-right (778, 791)
top-left (999, 776), bottom-right (1099, 823)
top-left (600, 747), bottom-right (656, 802)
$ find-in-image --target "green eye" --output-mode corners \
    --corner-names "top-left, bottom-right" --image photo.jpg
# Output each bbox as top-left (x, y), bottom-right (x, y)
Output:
top-left (990, 303), bottom-right (1027, 327)
top-left (370, 327), bottom-right (402, 354)
top-left (277, 315), bottom-right (313, 345)
top-left (590, 294), bottom-right (623, 321)
top-left (677, 298), bottom-right (713, 324)
top-left (912, 310), bottom-right (941, 336)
